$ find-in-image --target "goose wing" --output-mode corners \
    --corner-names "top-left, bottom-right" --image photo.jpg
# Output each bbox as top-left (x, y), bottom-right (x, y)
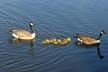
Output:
top-left (10, 30), bottom-right (32, 37)
top-left (79, 35), bottom-right (98, 45)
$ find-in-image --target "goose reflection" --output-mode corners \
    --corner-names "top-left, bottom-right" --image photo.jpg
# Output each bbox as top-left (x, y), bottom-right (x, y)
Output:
top-left (96, 46), bottom-right (104, 59)
top-left (11, 38), bottom-right (35, 56)
top-left (75, 41), bottom-right (104, 59)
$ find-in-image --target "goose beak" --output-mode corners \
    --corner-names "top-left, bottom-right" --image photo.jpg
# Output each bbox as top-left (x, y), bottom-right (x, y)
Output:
top-left (104, 32), bottom-right (107, 34)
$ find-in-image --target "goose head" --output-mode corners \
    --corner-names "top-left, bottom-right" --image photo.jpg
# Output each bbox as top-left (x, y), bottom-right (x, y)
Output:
top-left (29, 22), bottom-right (35, 33)
top-left (100, 30), bottom-right (106, 35)
top-left (29, 22), bottom-right (36, 39)
top-left (97, 30), bottom-right (106, 40)
top-left (29, 22), bottom-right (34, 28)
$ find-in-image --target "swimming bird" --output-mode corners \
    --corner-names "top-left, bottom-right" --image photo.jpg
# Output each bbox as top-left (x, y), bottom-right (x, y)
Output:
top-left (9, 22), bottom-right (35, 40)
top-left (74, 30), bottom-right (106, 45)
top-left (42, 39), bottom-right (50, 44)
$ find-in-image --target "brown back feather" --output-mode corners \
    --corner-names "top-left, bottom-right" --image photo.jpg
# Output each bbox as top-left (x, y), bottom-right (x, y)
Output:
top-left (78, 35), bottom-right (98, 45)
top-left (12, 30), bottom-right (32, 38)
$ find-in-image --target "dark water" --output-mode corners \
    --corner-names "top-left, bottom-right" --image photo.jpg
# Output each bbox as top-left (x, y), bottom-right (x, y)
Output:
top-left (0, 0), bottom-right (108, 72)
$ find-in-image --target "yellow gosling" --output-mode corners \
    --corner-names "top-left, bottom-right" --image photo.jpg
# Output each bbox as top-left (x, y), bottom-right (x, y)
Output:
top-left (42, 37), bottom-right (71, 46)
top-left (52, 38), bottom-right (57, 42)
top-left (50, 38), bottom-right (57, 43)
top-left (42, 39), bottom-right (50, 44)
top-left (53, 41), bottom-right (59, 45)
top-left (63, 37), bottom-right (71, 44)
top-left (60, 41), bottom-right (66, 45)
top-left (66, 37), bottom-right (71, 42)
top-left (56, 39), bottom-right (62, 44)
top-left (63, 39), bottom-right (68, 44)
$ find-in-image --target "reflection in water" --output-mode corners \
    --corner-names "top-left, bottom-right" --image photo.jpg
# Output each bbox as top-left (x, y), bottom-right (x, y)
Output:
top-left (75, 41), bottom-right (104, 59)
top-left (28, 39), bottom-right (35, 56)
top-left (11, 38), bottom-right (35, 56)
top-left (97, 46), bottom-right (104, 59)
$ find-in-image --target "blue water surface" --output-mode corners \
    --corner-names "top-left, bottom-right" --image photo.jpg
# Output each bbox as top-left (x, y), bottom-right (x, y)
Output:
top-left (0, 0), bottom-right (108, 72)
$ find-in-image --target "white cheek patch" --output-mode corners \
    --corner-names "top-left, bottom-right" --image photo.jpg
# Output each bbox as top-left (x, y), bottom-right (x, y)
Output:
top-left (12, 34), bottom-right (18, 39)
top-left (77, 38), bottom-right (83, 43)
top-left (30, 23), bottom-right (33, 26)
top-left (101, 32), bottom-right (104, 34)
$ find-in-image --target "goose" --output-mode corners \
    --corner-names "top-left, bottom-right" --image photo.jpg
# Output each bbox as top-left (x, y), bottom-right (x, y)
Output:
top-left (9, 22), bottom-right (35, 40)
top-left (74, 30), bottom-right (106, 45)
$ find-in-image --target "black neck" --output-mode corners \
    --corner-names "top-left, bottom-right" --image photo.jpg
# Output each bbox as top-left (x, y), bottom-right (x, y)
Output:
top-left (30, 26), bottom-right (34, 33)
top-left (97, 33), bottom-right (102, 40)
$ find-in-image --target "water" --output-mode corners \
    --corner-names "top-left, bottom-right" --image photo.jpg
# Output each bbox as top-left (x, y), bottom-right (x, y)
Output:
top-left (0, 0), bottom-right (108, 72)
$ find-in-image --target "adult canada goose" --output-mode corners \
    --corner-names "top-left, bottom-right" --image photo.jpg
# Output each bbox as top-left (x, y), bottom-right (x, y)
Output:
top-left (10, 22), bottom-right (35, 40)
top-left (74, 30), bottom-right (106, 45)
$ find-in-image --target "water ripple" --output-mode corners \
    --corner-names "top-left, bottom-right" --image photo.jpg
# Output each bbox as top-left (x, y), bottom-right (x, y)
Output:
top-left (0, 0), bottom-right (108, 72)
